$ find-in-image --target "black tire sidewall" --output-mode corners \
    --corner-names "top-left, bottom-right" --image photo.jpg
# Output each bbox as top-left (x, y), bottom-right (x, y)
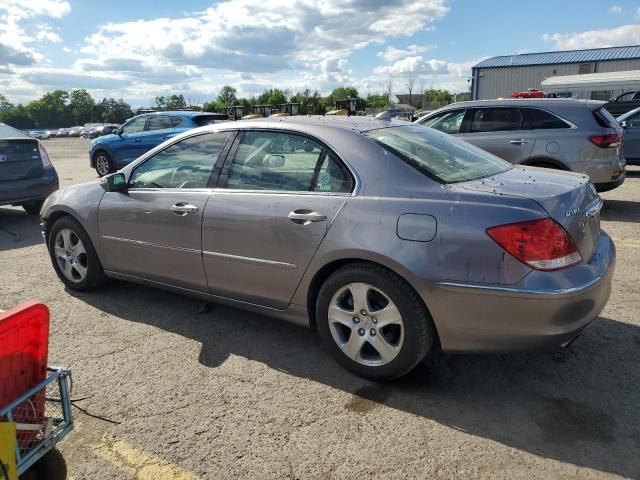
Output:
top-left (316, 264), bottom-right (433, 380)
top-left (22, 200), bottom-right (44, 215)
top-left (48, 216), bottom-right (106, 291)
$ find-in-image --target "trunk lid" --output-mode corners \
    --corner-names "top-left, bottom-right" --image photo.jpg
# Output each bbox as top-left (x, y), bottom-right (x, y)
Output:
top-left (452, 166), bottom-right (602, 262)
top-left (0, 139), bottom-right (44, 182)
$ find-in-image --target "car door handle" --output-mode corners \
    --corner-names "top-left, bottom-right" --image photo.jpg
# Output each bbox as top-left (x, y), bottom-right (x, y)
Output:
top-left (510, 139), bottom-right (529, 145)
top-left (171, 203), bottom-right (199, 215)
top-left (288, 210), bottom-right (327, 224)
top-left (133, 138), bottom-right (142, 142)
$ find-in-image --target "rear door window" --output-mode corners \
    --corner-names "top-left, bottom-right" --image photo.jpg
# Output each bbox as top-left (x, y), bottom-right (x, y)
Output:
top-left (421, 110), bottom-right (466, 134)
top-left (521, 108), bottom-right (570, 129)
top-left (146, 115), bottom-right (173, 131)
top-left (469, 108), bottom-right (522, 132)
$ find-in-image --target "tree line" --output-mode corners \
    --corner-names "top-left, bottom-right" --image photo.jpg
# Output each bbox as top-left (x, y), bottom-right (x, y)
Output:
top-left (0, 85), bottom-right (462, 129)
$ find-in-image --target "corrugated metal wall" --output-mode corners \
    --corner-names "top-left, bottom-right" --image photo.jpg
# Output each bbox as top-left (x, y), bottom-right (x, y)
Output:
top-left (475, 59), bottom-right (640, 99)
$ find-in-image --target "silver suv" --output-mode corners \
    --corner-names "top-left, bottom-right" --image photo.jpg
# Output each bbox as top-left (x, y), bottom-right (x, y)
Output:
top-left (415, 99), bottom-right (626, 192)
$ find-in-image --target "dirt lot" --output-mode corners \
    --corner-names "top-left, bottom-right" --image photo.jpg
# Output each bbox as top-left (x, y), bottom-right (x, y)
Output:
top-left (1, 137), bottom-right (639, 479)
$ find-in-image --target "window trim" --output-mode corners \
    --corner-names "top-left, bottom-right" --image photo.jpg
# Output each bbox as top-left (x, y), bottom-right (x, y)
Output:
top-left (465, 107), bottom-right (524, 134)
top-left (126, 130), bottom-right (237, 191)
top-left (420, 109), bottom-right (467, 134)
top-left (216, 128), bottom-right (358, 196)
top-left (121, 115), bottom-right (149, 135)
top-left (145, 114), bottom-right (174, 132)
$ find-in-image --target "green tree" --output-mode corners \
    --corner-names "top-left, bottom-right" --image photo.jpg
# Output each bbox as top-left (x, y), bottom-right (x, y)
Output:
top-left (266, 88), bottom-right (286, 105)
top-left (69, 89), bottom-right (96, 124)
top-left (0, 94), bottom-right (12, 110)
top-left (98, 97), bottom-right (133, 124)
top-left (0, 104), bottom-right (34, 129)
top-left (364, 93), bottom-right (389, 109)
top-left (424, 88), bottom-right (452, 103)
top-left (290, 89), bottom-right (325, 114)
top-left (25, 90), bottom-right (70, 127)
top-left (216, 86), bottom-right (238, 109)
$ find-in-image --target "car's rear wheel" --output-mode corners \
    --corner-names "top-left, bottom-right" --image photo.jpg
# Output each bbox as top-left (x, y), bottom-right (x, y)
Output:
top-left (22, 200), bottom-right (44, 215)
top-left (316, 263), bottom-right (436, 380)
top-left (48, 216), bottom-right (107, 291)
top-left (94, 151), bottom-right (114, 177)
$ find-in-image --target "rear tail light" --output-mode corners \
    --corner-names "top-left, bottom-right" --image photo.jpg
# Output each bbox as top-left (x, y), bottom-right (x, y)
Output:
top-left (38, 143), bottom-right (53, 170)
top-left (486, 218), bottom-right (581, 271)
top-left (590, 134), bottom-right (621, 148)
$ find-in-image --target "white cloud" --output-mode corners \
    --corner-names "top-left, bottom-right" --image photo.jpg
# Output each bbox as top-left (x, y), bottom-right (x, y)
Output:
top-left (377, 44), bottom-right (434, 62)
top-left (609, 5), bottom-right (623, 14)
top-left (0, 0), bottom-right (71, 19)
top-left (36, 26), bottom-right (62, 43)
top-left (544, 24), bottom-right (640, 49)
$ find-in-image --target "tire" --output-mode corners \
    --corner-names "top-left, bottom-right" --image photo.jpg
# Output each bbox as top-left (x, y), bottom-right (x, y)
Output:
top-left (315, 262), bottom-right (436, 380)
top-left (22, 200), bottom-right (44, 215)
top-left (48, 216), bottom-right (107, 291)
top-left (94, 151), bottom-right (114, 177)
top-left (20, 448), bottom-right (67, 480)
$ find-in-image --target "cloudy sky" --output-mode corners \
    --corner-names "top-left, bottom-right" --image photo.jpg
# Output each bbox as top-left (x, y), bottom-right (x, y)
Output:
top-left (1, 0), bottom-right (640, 107)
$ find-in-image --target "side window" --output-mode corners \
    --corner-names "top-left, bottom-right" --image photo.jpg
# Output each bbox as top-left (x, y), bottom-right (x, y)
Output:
top-left (172, 117), bottom-right (183, 127)
top-left (469, 108), bottom-right (522, 133)
top-left (521, 108), bottom-right (570, 129)
top-left (225, 131), bottom-right (351, 192)
top-left (421, 110), bottom-right (466, 134)
top-left (121, 117), bottom-right (147, 135)
top-left (626, 111), bottom-right (640, 128)
top-left (129, 132), bottom-right (232, 189)
top-left (146, 115), bottom-right (174, 131)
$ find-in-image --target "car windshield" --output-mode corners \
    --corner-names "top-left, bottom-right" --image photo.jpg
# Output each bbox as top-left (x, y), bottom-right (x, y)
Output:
top-left (364, 125), bottom-right (511, 183)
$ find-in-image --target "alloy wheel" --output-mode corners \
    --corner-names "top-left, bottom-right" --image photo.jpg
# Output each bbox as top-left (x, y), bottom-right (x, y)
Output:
top-left (54, 228), bottom-right (88, 283)
top-left (328, 282), bottom-right (404, 366)
top-left (95, 155), bottom-right (110, 176)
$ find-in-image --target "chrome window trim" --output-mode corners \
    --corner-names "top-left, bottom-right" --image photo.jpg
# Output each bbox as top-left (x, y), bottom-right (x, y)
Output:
top-left (101, 235), bottom-right (201, 255)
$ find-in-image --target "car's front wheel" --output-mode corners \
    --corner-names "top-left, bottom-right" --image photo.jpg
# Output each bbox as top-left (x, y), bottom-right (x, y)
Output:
top-left (94, 151), bottom-right (114, 177)
top-left (48, 216), bottom-right (107, 291)
top-left (316, 263), bottom-right (436, 380)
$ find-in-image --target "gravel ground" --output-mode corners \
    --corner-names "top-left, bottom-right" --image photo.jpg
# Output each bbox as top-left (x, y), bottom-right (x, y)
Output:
top-left (1, 137), bottom-right (639, 480)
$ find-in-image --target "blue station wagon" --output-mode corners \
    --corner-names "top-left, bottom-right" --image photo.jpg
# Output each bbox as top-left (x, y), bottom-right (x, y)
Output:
top-left (89, 111), bottom-right (228, 176)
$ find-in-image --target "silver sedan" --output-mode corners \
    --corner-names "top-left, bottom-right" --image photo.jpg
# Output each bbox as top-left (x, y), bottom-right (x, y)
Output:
top-left (41, 117), bottom-right (615, 380)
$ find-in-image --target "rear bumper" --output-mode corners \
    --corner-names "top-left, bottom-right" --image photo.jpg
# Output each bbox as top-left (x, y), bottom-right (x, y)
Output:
top-left (594, 169), bottom-right (626, 192)
top-left (0, 171), bottom-right (59, 206)
top-left (421, 232), bottom-right (615, 353)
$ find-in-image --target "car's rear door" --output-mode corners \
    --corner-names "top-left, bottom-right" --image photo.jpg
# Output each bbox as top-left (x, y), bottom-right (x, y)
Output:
top-left (143, 115), bottom-right (177, 151)
top-left (202, 129), bottom-right (354, 309)
top-left (98, 131), bottom-right (235, 291)
top-left (461, 107), bottom-right (535, 164)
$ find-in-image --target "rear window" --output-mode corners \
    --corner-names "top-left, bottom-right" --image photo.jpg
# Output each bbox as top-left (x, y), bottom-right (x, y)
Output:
top-left (593, 108), bottom-right (617, 129)
top-left (365, 125), bottom-right (511, 184)
top-left (469, 108), bottom-right (522, 132)
top-left (521, 108), bottom-right (570, 129)
top-left (193, 115), bottom-right (229, 126)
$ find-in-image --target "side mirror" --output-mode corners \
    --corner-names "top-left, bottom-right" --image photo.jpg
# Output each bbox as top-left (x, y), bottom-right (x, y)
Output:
top-left (100, 172), bottom-right (127, 193)
top-left (621, 120), bottom-right (628, 130)
top-left (264, 154), bottom-right (285, 168)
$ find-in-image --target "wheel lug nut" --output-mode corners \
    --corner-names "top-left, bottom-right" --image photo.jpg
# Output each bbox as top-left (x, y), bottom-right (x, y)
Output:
top-left (358, 328), bottom-right (365, 336)
top-left (353, 317), bottom-right (360, 324)
top-left (360, 310), bottom-right (367, 316)
top-left (372, 317), bottom-right (377, 324)
top-left (370, 329), bottom-right (376, 336)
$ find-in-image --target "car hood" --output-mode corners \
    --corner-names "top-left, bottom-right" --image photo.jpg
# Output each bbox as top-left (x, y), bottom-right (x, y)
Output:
top-left (450, 166), bottom-right (601, 261)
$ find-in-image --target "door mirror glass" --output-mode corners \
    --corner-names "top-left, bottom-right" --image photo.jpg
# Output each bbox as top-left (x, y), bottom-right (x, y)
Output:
top-left (621, 120), bottom-right (628, 129)
top-left (100, 172), bottom-right (127, 193)
top-left (264, 154), bottom-right (285, 168)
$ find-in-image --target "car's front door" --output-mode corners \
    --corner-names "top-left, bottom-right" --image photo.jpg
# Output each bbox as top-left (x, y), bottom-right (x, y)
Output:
top-left (112, 116), bottom-right (150, 167)
top-left (98, 131), bottom-right (235, 291)
top-left (461, 107), bottom-right (535, 164)
top-left (202, 130), bottom-right (355, 309)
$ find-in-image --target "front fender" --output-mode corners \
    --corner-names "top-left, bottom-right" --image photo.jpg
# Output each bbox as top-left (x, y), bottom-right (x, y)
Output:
top-left (41, 182), bottom-right (105, 257)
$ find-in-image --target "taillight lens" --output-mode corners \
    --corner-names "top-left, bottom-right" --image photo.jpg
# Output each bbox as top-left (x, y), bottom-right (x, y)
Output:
top-left (590, 134), bottom-right (621, 148)
top-left (486, 218), bottom-right (581, 271)
top-left (38, 143), bottom-right (53, 169)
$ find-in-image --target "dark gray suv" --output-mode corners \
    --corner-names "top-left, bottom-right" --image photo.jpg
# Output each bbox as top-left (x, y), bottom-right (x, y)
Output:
top-left (416, 99), bottom-right (626, 192)
top-left (0, 123), bottom-right (58, 215)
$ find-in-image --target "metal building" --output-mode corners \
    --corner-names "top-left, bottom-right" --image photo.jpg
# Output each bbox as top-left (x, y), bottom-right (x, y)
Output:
top-left (471, 45), bottom-right (640, 100)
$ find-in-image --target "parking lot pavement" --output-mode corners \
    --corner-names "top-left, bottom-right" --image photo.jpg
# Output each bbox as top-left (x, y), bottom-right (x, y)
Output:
top-left (1, 137), bottom-right (639, 479)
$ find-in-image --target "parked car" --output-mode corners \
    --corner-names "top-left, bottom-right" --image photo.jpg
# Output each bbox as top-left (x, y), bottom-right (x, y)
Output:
top-left (56, 128), bottom-right (70, 137)
top-left (0, 123), bottom-right (59, 215)
top-left (89, 111), bottom-right (228, 176)
top-left (27, 130), bottom-right (51, 140)
top-left (46, 130), bottom-right (58, 138)
top-left (604, 90), bottom-right (640, 116)
top-left (511, 88), bottom-right (545, 99)
top-left (41, 117), bottom-right (614, 380)
top-left (68, 126), bottom-right (84, 137)
top-left (415, 98), bottom-right (626, 192)
top-left (617, 106), bottom-right (640, 165)
top-left (83, 124), bottom-right (120, 139)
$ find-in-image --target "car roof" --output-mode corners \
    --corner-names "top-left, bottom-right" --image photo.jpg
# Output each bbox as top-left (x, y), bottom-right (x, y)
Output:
top-left (0, 123), bottom-right (35, 140)
top-left (617, 106), bottom-right (640, 120)
top-left (137, 111), bottom-right (223, 118)
top-left (214, 115), bottom-right (404, 133)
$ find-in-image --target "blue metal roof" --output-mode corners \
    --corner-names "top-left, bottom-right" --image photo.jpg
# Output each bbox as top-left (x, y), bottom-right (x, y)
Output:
top-left (474, 45), bottom-right (640, 69)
